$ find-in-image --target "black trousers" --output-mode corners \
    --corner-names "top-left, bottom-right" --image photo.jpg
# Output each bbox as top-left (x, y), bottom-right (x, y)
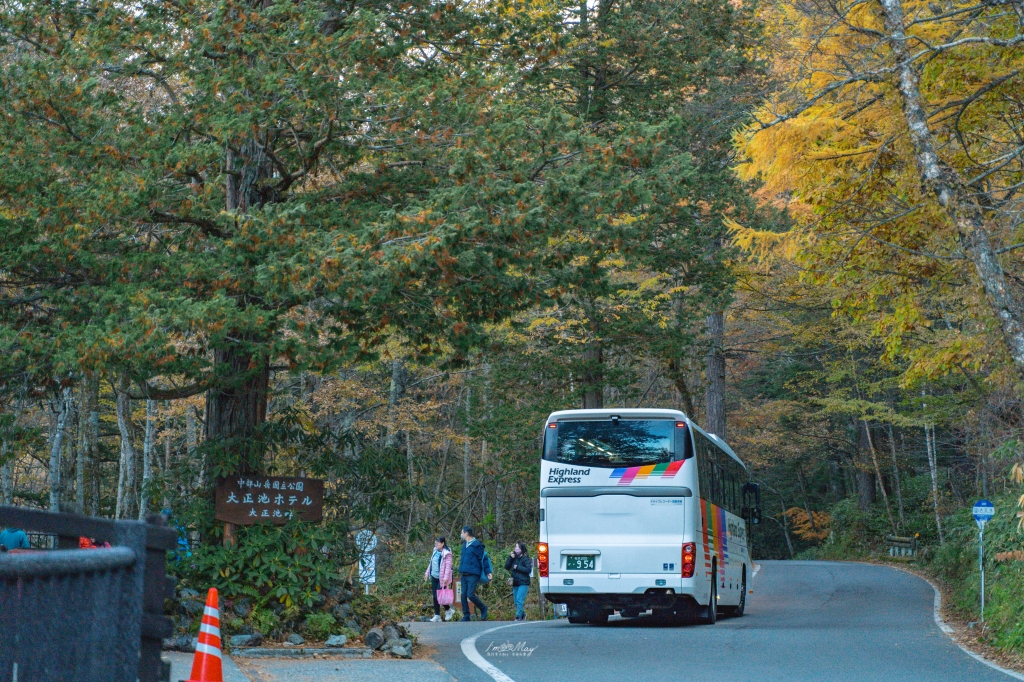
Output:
top-left (431, 577), bottom-right (442, 615)
top-left (461, 575), bottom-right (486, 615)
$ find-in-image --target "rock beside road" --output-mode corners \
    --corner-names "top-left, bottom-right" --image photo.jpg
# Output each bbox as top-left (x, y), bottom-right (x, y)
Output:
top-left (162, 635), bottom-right (197, 652)
top-left (365, 627), bottom-right (385, 650)
top-left (389, 638), bottom-right (412, 659)
top-left (229, 633), bottom-right (264, 648)
top-left (285, 633), bottom-right (305, 646)
top-left (325, 635), bottom-right (347, 647)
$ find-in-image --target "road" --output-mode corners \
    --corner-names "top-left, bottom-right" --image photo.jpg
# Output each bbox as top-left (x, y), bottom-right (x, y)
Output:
top-left (408, 561), bottom-right (1021, 682)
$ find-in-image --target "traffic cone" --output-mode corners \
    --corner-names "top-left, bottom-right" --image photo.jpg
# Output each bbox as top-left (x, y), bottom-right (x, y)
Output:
top-left (186, 588), bottom-right (224, 682)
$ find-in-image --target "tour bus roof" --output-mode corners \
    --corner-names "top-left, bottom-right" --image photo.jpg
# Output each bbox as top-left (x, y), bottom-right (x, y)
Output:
top-left (546, 408), bottom-right (688, 422)
top-left (689, 422), bottom-right (746, 471)
top-left (546, 408), bottom-right (746, 470)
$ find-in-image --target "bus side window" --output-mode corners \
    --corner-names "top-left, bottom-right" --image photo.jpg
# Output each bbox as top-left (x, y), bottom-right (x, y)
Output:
top-left (694, 428), bottom-right (749, 517)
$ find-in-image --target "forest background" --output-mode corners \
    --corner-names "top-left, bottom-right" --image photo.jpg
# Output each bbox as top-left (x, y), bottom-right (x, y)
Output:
top-left (2, 0), bottom-right (1024, 656)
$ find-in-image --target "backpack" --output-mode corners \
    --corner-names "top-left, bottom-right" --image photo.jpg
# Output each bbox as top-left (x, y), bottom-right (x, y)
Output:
top-left (480, 551), bottom-right (493, 583)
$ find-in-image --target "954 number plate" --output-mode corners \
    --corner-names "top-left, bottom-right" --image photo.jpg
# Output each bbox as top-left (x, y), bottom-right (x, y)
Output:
top-left (566, 555), bottom-right (596, 570)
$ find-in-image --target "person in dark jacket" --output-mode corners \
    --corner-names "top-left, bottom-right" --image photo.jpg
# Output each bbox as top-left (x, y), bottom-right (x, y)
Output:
top-left (505, 541), bottom-right (532, 621)
top-left (459, 525), bottom-right (490, 621)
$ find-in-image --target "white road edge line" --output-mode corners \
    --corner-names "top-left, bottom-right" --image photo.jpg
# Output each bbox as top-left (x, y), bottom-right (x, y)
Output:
top-left (923, 574), bottom-right (1024, 681)
top-left (460, 620), bottom-right (533, 682)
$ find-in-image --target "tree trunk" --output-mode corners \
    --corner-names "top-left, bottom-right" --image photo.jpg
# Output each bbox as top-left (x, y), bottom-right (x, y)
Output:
top-left (163, 401), bottom-right (172, 509)
top-left (204, 346), bottom-right (269, 474)
top-left (435, 438), bottom-right (451, 501)
top-left (185, 403), bottom-right (200, 492)
top-left (386, 359), bottom-right (406, 448)
top-left (666, 359), bottom-right (697, 418)
top-left (704, 311), bottom-right (726, 438)
top-left (140, 399), bottom-right (156, 520)
top-left (886, 424), bottom-right (906, 530)
top-left (49, 387), bottom-right (72, 512)
top-left (864, 421), bottom-right (896, 534)
top-left (856, 421), bottom-right (876, 511)
top-left (879, 0), bottom-right (1024, 369)
top-left (828, 459), bottom-right (846, 500)
top-left (582, 341), bottom-right (603, 409)
top-left (773, 497), bottom-right (795, 558)
top-left (406, 429), bottom-right (414, 544)
top-left (115, 376), bottom-right (137, 519)
top-left (796, 467), bottom-right (817, 532)
top-left (75, 382), bottom-right (86, 513)
top-left (2, 396), bottom-right (24, 506)
top-left (89, 380), bottom-right (100, 516)
top-left (0, 443), bottom-right (10, 505)
top-left (925, 425), bottom-right (945, 544)
top-left (463, 384), bottom-right (471, 520)
top-left (186, 405), bottom-right (198, 454)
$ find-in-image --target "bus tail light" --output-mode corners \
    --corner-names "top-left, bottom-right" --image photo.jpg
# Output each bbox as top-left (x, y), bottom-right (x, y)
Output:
top-left (537, 543), bottom-right (549, 577)
top-left (681, 542), bottom-right (695, 578)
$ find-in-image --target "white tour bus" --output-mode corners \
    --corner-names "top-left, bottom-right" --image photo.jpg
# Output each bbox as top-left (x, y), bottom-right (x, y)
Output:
top-left (537, 408), bottom-right (761, 624)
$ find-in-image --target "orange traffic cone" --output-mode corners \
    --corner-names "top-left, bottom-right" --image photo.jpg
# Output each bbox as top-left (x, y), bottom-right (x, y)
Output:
top-left (186, 588), bottom-right (224, 682)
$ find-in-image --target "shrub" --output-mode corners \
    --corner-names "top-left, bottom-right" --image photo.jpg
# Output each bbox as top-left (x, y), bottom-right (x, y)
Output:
top-left (304, 613), bottom-right (337, 640)
top-left (169, 520), bottom-right (350, 609)
top-left (248, 606), bottom-right (279, 636)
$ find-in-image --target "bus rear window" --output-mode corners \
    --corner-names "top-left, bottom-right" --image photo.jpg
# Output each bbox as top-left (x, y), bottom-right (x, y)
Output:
top-left (543, 420), bottom-right (685, 467)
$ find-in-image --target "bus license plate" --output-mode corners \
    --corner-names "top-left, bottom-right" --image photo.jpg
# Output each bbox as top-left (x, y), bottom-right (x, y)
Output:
top-left (566, 555), bottom-right (596, 570)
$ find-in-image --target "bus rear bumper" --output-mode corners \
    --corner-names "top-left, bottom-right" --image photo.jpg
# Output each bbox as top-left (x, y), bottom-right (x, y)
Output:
top-left (542, 590), bottom-right (700, 613)
top-left (541, 575), bottom-right (699, 613)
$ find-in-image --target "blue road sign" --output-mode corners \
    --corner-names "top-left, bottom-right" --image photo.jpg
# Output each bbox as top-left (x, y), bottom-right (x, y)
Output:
top-left (973, 499), bottom-right (995, 528)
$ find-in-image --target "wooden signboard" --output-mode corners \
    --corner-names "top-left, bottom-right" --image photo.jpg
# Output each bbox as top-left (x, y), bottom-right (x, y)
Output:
top-left (215, 475), bottom-right (324, 525)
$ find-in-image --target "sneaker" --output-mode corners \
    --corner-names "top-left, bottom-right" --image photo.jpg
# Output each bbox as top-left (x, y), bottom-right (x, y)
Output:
top-left (445, 608), bottom-right (456, 621)
top-left (480, 605), bottom-right (488, 621)
top-left (429, 615), bottom-right (442, 622)
top-left (460, 616), bottom-right (472, 622)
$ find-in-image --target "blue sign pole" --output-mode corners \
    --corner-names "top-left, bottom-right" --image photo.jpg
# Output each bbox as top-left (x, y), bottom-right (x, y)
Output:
top-left (973, 500), bottom-right (995, 621)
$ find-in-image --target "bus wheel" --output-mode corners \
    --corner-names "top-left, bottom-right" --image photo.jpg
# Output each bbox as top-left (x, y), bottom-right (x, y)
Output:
top-left (723, 568), bottom-right (746, 618)
top-left (700, 572), bottom-right (718, 625)
top-left (567, 606), bottom-right (586, 624)
top-left (588, 610), bottom-right (610, 626)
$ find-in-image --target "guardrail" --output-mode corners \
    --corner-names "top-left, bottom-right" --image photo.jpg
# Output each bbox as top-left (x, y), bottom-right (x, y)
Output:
top-left (885, 535), bottom-right (918, 560)
top-left (0, 506), bottom-right (178, 682)
top-left (25, 532), bottom-right (57, 549)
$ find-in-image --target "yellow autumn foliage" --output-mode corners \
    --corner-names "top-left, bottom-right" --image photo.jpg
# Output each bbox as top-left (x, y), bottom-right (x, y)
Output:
top-left (785, 507), bottom-right (832, 543)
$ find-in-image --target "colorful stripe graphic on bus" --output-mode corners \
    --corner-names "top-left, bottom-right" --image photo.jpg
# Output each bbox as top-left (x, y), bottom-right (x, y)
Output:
top-left (700, 499), bottom-right (728, 584)
top-left (609, 460), bottom-right (684, 486)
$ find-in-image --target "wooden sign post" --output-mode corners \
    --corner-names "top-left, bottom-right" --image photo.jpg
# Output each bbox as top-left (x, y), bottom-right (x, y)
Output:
top-left (215, 475), bottom-right (325, 527)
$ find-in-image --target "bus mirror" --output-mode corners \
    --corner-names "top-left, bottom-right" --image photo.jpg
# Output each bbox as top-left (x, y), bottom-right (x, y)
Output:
top-left (742, 483), bottom-right (762, 526)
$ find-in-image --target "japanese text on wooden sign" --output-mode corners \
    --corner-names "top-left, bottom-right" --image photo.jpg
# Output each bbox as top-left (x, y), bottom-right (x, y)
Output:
top-left (215, 476), bottom-right (324, 525)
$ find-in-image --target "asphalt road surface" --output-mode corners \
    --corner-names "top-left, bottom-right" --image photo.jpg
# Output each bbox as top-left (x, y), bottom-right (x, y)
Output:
top-left (409, 561), bottom-right (1021, 682)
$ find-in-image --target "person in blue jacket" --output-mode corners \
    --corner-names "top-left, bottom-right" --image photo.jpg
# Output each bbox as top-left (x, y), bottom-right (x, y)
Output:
top-left (459, 525), bottom-right (491, 621)
top-left (0, 526), bottom-right (31, 551)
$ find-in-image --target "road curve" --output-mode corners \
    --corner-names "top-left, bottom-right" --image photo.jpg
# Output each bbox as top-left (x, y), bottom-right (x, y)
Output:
top-left (410, 560), bottom-right (1019, 682)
